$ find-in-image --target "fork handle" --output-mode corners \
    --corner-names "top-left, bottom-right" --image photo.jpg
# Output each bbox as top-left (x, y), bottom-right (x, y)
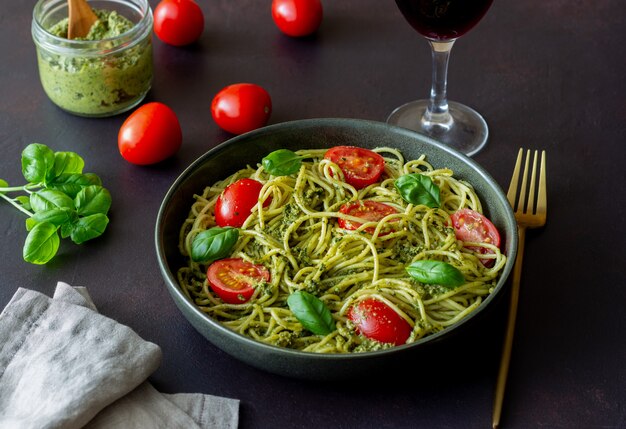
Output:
top-left (492, 226), bottom-right (527, 429)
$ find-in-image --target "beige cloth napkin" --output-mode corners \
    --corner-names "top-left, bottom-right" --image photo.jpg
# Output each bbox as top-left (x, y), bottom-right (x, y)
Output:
top-left (0, 282), bottom-right (239, 429)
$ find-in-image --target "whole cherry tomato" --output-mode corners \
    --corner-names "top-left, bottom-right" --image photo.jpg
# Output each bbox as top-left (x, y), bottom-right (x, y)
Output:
top-left (271, 0), bottom-right (323, 37)
top-left (154, 0), bottom-right (204, 46)
top-left (215, 178), bottom-right (270, 227)
top-left (118, 102), bottom-right (182, 165)
top-left (207, 258), bottom-right (270, 304)
top-left (211, 83), bottom-right (272, 135)
top-left (324, 146), bottom-right (386, 189)
top-left (348, 298), bottom-right (412, 346)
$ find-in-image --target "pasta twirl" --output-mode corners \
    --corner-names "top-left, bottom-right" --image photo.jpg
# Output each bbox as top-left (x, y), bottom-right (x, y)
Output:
top-left (176, 147), bottom-right (506, 353)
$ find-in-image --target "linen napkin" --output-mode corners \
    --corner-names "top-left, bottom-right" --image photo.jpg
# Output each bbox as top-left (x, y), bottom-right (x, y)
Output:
top-left (0, 282), bottom-right (239, 429)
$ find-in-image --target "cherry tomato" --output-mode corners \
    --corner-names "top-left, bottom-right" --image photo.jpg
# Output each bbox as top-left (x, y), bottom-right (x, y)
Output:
top-left (347, 298), bottom-right (412, 346)
top-left (211, 83), bottom-right (272, 135)
top-left (215, 178), bottom-right (270, 227)
top-left (450, 208), bottom-right (501, 266)
top-left (271, 0), bottom-right (323, 37)
top-left (324, 146), bottom-right (386, 189)
top-left (153, 0), bottom-right (204, 46)
top-left (118, 102), bottom-right (182, 165)
top-left (207, 258), bottom-right (270, 304)
top-left (338, 200), bottom-right (398, 235)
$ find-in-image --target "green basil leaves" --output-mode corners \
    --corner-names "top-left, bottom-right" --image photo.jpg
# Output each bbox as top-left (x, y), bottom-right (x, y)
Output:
top-left (396, 175), bottom-right (458, 288)
top-left (406, 260), bottom-right (465, 288)
top-left (287, 291), bottom-right (336, 335)
top-left (0, 143), bottom-right (111, 264)
top-left (262, 149), bottom-right (303, 176)
top-left (394, 174), bottom-right (440, 208)
top-left (69, 214), bottom-right (110, 245)
top-left (23, 222), bottom-right (61, 265)
top-left (21, 143), bottom-right (56, 184)
top-left (191, 227), bottom-right (239, 263)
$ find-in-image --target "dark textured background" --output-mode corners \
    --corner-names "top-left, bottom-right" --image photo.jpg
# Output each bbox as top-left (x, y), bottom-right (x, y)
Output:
top-left (1, 1), bottom-right (624, 428)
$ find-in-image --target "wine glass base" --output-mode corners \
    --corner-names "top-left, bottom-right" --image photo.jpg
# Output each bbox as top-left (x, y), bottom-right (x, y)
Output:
top-left (387, 100), bottom-right (489, 157)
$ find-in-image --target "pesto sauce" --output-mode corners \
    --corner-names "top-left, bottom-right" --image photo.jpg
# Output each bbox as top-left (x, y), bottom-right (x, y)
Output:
top-left (48, 10), bottom-right (132, 40)
top-left (38, 10), bottom-right (152, 116)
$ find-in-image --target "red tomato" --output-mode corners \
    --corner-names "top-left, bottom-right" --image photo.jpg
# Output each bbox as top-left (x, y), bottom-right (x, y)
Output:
top-left (271, 0), bottom-right (323, 37)
top-left (211, 84), bottom-right (272, 135)
top-left (153, 0), bottom-right (204, 46)
top-left (324, 146), bottom-right (386, 189)
top-left (348, 298), bottom-right (412, 346)
top-left (338, 200), bottom-right (398, 235)
top-left (215, 178), bottom-right (270, 227)
top-left (450, 208), bottom-right (501, 266)
top-left (118, 102), bottom-right (182, 165)
top-left (207, 258), bottom-right (270, 304)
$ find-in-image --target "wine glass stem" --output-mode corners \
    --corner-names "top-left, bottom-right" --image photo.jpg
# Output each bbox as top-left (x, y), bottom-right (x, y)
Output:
top-left (425, 40), bottom-right (456, 125)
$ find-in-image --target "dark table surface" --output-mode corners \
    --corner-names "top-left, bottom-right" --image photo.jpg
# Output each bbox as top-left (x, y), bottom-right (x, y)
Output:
top-left (1, 1), bottom-right (625, 428)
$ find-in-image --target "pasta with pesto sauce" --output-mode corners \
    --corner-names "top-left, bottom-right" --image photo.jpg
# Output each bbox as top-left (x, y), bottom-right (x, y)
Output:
top-left (176, 147), bottom-right (506, 353)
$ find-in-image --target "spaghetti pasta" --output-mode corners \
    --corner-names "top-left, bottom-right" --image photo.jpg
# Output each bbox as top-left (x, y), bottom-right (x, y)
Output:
top-left (176, 147), bottom-right (506, 353)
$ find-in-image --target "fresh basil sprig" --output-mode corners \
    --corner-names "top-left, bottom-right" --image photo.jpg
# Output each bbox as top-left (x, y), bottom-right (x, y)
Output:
top-left (191, 227), bottom-right (239, 263)
top-left (287, 291), bottom-right (336, 335)
top-left (22, 222), bottom-right (60, 265)
top-left (48, 173), bottom-right (102, 198)
top-left (394, 174), bottom-right (441, 208)
top-left (262, 149), bottom-right (304, 176)
top-left (0, 143), bottom-right (111, 264)
top-left (406, 260), bottom-right (465, 288)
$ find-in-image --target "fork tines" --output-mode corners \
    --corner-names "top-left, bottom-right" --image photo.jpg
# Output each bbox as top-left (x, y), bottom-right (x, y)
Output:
top-left (507, 149), bottom-right (547, 217)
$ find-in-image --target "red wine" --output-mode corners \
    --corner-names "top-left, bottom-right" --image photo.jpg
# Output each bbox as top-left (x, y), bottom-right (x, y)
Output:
top-left (395, 0), bottom-right (493, 40)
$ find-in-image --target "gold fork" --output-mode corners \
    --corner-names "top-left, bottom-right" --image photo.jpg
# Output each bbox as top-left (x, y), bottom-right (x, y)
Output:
top-left (492, 149), bottom-right (547, 429)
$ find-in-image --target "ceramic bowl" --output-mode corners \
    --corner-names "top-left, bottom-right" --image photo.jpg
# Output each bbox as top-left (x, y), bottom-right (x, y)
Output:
top-left (155, 118), bottom-right (517, 380)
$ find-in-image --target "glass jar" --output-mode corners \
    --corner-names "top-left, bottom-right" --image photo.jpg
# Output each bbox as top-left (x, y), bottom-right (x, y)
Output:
top-left (32, 0), bottom-right (153, 117)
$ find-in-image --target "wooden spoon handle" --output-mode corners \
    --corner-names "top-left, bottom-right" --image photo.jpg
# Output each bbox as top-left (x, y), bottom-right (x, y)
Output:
top-left (67, 0), bottom-right (98, 39)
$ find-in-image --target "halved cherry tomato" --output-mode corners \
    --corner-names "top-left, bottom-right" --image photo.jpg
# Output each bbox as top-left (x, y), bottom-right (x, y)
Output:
top-left (450, 208), bottom-right (501, 266)
top-left (207, 258), bottom-right (270, 304)
top-left (347, 298), bottom-right (412, 346)
top-left (215, 178), bottom-right (270, 227)
top-left (154, 0), bottom-right (204, 46)
top-left (211, 83), bottom-right (272, 135)
top-left (338, 200), bottom-right (398, 235)
top-left (271, 0), bottom-right (323, 37)
top-left (324, 146), bottom-right (385, 189)
top-left (118, 102), bottom-right (182, 165)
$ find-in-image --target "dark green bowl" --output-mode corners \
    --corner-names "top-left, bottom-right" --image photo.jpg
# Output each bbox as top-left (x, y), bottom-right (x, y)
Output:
top-left (155, 118), bottom-right (517, 381)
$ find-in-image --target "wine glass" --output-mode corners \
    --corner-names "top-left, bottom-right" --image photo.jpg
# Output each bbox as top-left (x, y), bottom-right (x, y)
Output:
top-left (388, 0), bottom-right (494, 156)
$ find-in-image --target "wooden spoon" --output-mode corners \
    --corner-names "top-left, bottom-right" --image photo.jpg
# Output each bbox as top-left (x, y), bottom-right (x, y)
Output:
top-left (67, 0), bottom-right (98, 39)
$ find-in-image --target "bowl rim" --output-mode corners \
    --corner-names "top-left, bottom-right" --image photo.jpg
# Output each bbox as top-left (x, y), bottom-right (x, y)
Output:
top-left (155, 118), bottom-right (518, 361)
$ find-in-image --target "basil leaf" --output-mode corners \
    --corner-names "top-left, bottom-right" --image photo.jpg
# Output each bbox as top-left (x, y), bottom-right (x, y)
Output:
top-left (23, 222), bottom-right (60, 264)
top-left (30, 189), bottom-right (75, 213)
top-left (15, 196), bottom-right (31, 210)
top-left (69, 213), bottom-right (109, 244)
top-left (394, 174), bottom-right (440, 208)
top-left (262, 149), bottom-right (303, 176)
top-left (82, 173), bottom-right (102, 186)
top-left (406, 260), bottom-right (465, 288)
top-left (21, 143), bottom-right (55, 184)
top-left (75, 185), bottom-right (112, 216)
top-left (52, 152), bottom-right (85, 177)
top-left (60, 222), bottom-right (73, 239)
top-left (30, 207), bottom-right (78, 228)
top-left (25, 218), bottom-right (37, 231)
top-left (49, 173), bottom-right (102, 198)
top-left (191, 227), bottom-right (239, 263)
top-left (287, 291), bottom-right (336, 335)
top-left (0, 179), bottom-right (7, 190)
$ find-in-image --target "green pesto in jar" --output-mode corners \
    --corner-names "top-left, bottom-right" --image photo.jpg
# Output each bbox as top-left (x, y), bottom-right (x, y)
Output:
top-left (37, 9), bottom-right (152, 117)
